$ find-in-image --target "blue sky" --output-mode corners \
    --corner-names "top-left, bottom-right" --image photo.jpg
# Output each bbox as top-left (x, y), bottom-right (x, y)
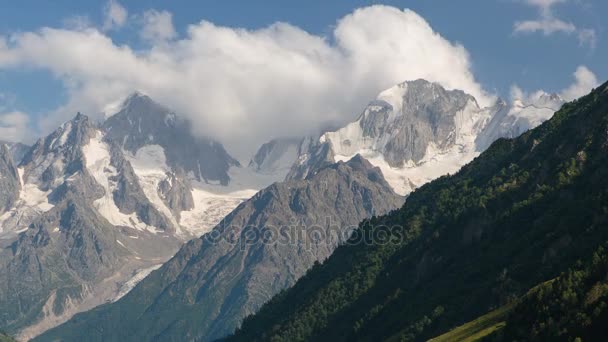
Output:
top-left (0, 0), bottom-right (605, 151)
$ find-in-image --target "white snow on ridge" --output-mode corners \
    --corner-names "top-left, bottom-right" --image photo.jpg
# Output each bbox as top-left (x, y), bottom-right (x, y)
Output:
top-left (83, 132), bottom-right (152, 232)
top-left (376, 82), bottom-right (408, 120)
top-left (113, 263), bottom-right (163, 301)
top-left (0, 168), bottom-right (54, 237)
top-left (334, 142), bottom-right (479, 196)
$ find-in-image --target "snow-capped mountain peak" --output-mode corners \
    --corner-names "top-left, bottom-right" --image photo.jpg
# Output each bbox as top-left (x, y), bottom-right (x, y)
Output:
top-left (289, 79), bottom-right (564, 196)
top-left (103, 93), bottom-right (239, 185)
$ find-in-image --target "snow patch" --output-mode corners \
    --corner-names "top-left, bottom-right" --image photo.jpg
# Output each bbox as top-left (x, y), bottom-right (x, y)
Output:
top-left (0, 168), bottom-right (54, 236)
top-left (376, 82), bottom-right (408, 120)
top-left (113, 264), bottom-right (163, 301)
top-left (125, 145), bottom-right (181, 233)
top-left (83, 132), bottom-right (152, 232)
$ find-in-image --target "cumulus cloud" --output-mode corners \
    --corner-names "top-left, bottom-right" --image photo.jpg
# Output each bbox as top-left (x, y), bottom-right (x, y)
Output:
top-left (0, 111), bottom-right (30, 143)
top-left (513, 0), bottom-right (596, 48)
top-left (510, 65), bottom-right (598, 105)
top-left (560, 66), bottom-right (599, 101)
top-left (0, 5), bottom-right (493, 158)
top-left (102, 0), bottom-right (128, 31)
top-left (140, 10), bottom-right (177, 43)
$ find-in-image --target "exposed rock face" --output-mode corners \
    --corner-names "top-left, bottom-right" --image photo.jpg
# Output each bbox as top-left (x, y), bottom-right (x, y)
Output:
top-left (158, 170), bottom-right (195, 219)
top-left (103, 93), bottom-right (240, 185)
top-left (286, 136), bottom-right (335, 181)
top-left (36, 155), bottom-right (404, 342)
top-left (351, 80), bottom-right (480, 166)
top-left (0, 141), bottom-right (31, 165)
top-left (20, 113), bottom-right (96, 192)
top-left (0, 144), bottom-right (20, 214)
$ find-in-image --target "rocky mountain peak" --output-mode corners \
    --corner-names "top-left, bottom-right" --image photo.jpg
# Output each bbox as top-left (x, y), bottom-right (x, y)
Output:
top-left (289, 79), bottom-right (564, 196)
top-left (103, 93), bottom-right (239, 185)
top-left (19, 113), bottom-right (97, 189)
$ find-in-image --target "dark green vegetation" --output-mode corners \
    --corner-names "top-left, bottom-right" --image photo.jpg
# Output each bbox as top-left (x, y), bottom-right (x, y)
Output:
top-left (494, 242), bottom-right (608, 341)
top-left (428, 302), bottom-right (513, 342)
top-left (228, 81), bottom-right (608, 342)
top-left (432, 242), bottom-right (608, 342)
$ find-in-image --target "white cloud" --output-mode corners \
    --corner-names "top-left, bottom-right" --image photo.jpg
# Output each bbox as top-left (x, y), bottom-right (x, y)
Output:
top-left (103, 0), bottom-right (127, 31)
top-left (0, 5), bottom-right (492, 159)
top-left (513, 0), bottom-right (596, 48)
top-left (140, 10), bottom-right (177, 43)
top-left (560, 65), bottom-right (599, 101)
top-left (0, 111), bottom-right (30, 143)
top-left (514, 18), bottom-right (576, 35)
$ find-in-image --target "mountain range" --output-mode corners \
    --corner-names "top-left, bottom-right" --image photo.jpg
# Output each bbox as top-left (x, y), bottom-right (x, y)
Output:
top-left (0, 79), bottom-right (567, 341)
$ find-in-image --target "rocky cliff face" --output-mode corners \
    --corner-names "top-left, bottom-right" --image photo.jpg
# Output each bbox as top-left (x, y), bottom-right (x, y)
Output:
top-left (0, 144), bottom-right (20, 215)
top-left (36, 155), bottom-right (404, 342)
top-left (0, 141), bottom-right (30, 165)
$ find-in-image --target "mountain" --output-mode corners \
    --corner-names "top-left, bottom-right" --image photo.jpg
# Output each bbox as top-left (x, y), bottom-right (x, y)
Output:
top-left (102, 93), bottom-right (290, 238)
top-left (0, 114), bottom-right (184, 340)
top-left (36, 155), bottom-right (404, 342)
top-left (103, 92), bottom-right (240, 185)
top-left (225, 82), bottom-right (608, 341)
top-left (0, 91), bottom-right (304, 339)
top-left (288, 79), bottom-right (562, 195)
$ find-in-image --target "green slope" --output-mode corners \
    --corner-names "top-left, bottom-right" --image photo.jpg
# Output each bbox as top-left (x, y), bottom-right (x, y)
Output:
top-left (432, 241), bottom-right (608, 342)
top-left (228, 81), bottom-right (608, 342)
top-left (428, 302), bottom-right (513, 342)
